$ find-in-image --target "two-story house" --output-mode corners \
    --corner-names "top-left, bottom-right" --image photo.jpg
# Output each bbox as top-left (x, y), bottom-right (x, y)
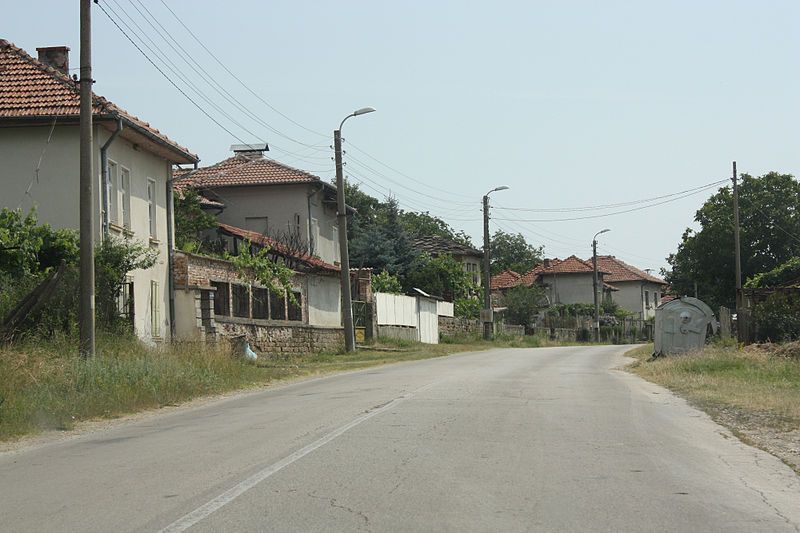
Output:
top-left (175, 145), bottom-right (344, 265)
top-left (0, 40), bottom-right (199, 341)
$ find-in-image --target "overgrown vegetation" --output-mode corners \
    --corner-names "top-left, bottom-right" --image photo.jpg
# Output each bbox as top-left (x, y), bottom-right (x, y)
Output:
top-left (0, 209), bottom-right (156, 337)
top-left (752, 292), bottom-right (800, 342)
top-left (226, 239), bottom-right (296, 299)
top-left (504, 284), bottom-right (547, 327)
top-left (173, 186), bottom-right (218, 253)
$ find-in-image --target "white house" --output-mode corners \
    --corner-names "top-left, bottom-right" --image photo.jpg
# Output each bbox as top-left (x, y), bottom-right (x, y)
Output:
top-left (0, 40), bottom-right (199, 341)
top-left (594, 255), bottom-right (668, 319)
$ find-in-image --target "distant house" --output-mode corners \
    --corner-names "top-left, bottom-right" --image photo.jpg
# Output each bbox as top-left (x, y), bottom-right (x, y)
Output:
top-left (0, 40), bottom-right (199, 341)
top-left (593, 255), bottom-right (668, 319)
top-left (411, 234), bottom-right (483, 286)
top-left (174, 146), bottom-right (347, 266)
top-left (490, 256), bottom-right (612, 306)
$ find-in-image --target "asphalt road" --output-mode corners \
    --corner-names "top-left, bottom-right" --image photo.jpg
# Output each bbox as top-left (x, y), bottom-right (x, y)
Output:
top-left (1, 345), bottom-right (799, 532)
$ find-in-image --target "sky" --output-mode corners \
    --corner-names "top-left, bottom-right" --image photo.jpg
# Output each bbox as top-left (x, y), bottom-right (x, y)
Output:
top-left (6, 0), bottom-right (799, 274)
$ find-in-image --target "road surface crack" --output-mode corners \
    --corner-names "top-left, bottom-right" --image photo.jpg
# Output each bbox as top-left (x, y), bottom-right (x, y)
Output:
top-left (718, 454), bottom-right (799, 531)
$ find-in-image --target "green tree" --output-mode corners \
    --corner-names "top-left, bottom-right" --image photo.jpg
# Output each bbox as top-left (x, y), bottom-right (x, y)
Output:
top-left (665, 172), bottom-right (800, 309)
top-left (504, 284), bottom-right (547, 327)
top-left (174, 187), bottom-right (219, 253)
top-left (226, 240), bottom-right (295, 298)
top-left (0, 208), bottom-right (78, 276)
top-left (490, 230), bottom-right (544, 275)
top-left (745, 257), bottom-right (800, 288)
top-left (349, 196), bottom-right (418, 279)
top-left (403, 253), bottom-right (477, 301)
top-left (95, 237), bottom-right (158, 329)
top-left (400, 211), bottom-right (474, 247)
top-left (371, 270), bottom-right (402, 294)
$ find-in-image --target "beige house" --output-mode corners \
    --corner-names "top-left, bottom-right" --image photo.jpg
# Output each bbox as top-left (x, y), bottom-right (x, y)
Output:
top-left (593, 256), bottom-right (668, 319)
top-left (175, 147), bottom-right (345, 266)
top-left (0, 41), bottom-right (198, 341)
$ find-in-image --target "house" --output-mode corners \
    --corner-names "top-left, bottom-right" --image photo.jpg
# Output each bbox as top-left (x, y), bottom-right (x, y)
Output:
top-left (172, 223), bottom-right (346, 352)
top-left (0, 40), bottom-right (198, 341)
top-left (593, 255), bottom-right (668, 319)
top-left (411, 234), bottom-right (483, 287)
top-left (174, 146), bottom-right (346, 266)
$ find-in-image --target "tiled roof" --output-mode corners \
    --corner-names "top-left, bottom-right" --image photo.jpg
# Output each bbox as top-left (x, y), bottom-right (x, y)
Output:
top-left (412, 235), bottom-right (482, 258)
top-left (174, 155), bottom-right (322, 189)
top-left (491, 270), bottom-right (521, 290)
top-left (594, 255), bottom-right (667, 285)
top-left (0, 39), bottom-right (197, 163)
top-left (217, 223), bottom-right (339, 273)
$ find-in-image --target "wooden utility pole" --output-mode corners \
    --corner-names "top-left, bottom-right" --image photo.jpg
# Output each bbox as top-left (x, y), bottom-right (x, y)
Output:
top-left (79, 0), bottom-right (95, 357)
top-left (732, 161), bottom-right (742, 342)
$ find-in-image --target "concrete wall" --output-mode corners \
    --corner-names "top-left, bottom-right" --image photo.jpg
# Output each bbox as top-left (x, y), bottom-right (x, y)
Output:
top-left (307, 274), bottom-right (341, 327)
top-left (211, 183), bottom-right (339, 265)
top-left (377, 325), bottom-right (418, 342)
top-left (0, 124), bottom-right (173, 342)
top-left (540, 272), bottom-right (596, 305)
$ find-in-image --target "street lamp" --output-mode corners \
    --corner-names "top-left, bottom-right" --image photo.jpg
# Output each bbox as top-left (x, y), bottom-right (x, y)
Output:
top-left (482, 185), bottom-right (510, 340)
top-left (334, 107), bottom-right (376, 353)
top-left (592, 228), bottom-right (611, 342)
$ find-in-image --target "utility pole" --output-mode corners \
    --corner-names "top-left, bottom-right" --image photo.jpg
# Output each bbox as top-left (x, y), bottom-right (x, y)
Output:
top-left (334, 128), bottom-right (355, 352)
top-left (79, 0), bottom-right (95, 357)
top-left (333, 107), bottom-right (374, 353)
top-left (592, 239), bottom-right (599, 342)
top-left (732, 161), bottom-right (743, 341)
top-left (482, 195), bottom-right (492, 340)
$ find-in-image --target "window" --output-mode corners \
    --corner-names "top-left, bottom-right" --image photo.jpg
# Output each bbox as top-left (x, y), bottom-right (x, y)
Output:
top-left (288, 292), bottom-right (303, 321)
top-left (232, 283), bottom-right (250, 318)
top-left (645, 290), bottom-right (650, 308)
top-left (310, 218), bottom-right (319, 252)
top-left (252, 287), bottom-right (269, 319)
top-left (293, 213), bottom-right (301, 235)
top-left (332, 225), bottom-right (340, 262)
top-left (211, 281), bottom-right (230, 316)
top-left (117, 279), bottom-right (134, 326)
top-left (655, 292), bottom-right (660, 307)
top-left (108, 161), bottom-right (119, 224)
top-left (120, 167), bottom-right (131, 229)
top-left (245, 217), bottom-right (268, 235)
top-left (270, 291), bottom-right (286, 320)
top-left (150, 280), bottom-right (161, 338)
top-left (147, 178), bottom-right (157, 238)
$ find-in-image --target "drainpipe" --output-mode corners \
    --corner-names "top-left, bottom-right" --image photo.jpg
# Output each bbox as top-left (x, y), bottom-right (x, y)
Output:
top-left (100, 118), bottom-right (123, 237)
top-left (166, 163), bottom-right (176, 339)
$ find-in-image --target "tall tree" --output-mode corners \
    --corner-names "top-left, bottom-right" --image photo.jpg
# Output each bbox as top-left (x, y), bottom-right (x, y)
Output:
top-left (665, 172), bottom-right (800, 309)
top-left (489, 230), bottom-right (544, 275)
top-left (400, 211), bottom-right (474, 247)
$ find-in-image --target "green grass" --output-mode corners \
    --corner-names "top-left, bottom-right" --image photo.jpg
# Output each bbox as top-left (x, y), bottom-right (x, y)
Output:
top-left (626, 342), bottom-right (800, 430)
top-left (0, 331), bottom-right (594, 442)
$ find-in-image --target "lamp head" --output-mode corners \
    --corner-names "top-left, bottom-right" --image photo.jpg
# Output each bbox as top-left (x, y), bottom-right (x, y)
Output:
top-left (353, 107), bottom-right (376, 116)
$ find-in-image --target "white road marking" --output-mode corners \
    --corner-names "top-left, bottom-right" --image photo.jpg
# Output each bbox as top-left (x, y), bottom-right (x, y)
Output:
top-left (159, 381), bottom-right (439, 532)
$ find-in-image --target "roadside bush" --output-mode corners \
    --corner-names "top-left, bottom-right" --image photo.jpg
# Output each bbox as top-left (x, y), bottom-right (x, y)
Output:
top-left (753, 292), bottom-right (800, 342)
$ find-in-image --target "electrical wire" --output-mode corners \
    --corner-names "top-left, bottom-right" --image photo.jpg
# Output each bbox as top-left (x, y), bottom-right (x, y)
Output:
top-left (17, 116), bottom-right (58, 209)
top-left (493, 179), bottom-right (728, 213)
top-left (494, 182), bottom-right (723, 222)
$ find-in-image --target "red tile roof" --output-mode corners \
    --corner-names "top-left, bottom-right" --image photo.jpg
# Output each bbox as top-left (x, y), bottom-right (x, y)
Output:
top-left (174, 155), bottom-right (322, 189)
top-left (217, 223), bottom-right (339, 273)
top-left (0, 39), bottom-right (197, 164)
top-left (491, 270), bottom-right (522, 290)
top-left (522, 256), bottom-right (606, 285)
top-left (594, 255), bottom-right (667, 285)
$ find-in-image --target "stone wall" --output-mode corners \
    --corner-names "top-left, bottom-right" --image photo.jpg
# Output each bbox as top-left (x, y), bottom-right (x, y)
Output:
top-left (216, 317), bottom-right (344, 355)
top-left (438, 316), bottom-right (483, 337)
top-left (500, 324), bottom-right (525, 336)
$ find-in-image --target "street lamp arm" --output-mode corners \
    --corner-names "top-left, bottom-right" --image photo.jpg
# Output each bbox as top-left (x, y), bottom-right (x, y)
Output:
top-left (339, 107), bottom-right (376, 131)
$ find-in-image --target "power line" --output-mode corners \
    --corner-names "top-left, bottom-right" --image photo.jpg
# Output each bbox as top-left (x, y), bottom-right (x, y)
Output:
top-left (157, 0), bottom-right (329, 140)
top-left (493, 179), bottom-right (728, 213)
top-left (494, 182), bottom-right (722, 222)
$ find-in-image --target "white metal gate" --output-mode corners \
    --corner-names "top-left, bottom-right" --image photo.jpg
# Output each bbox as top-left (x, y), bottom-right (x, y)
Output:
top-left (417, 297), bottom-right (439, 344)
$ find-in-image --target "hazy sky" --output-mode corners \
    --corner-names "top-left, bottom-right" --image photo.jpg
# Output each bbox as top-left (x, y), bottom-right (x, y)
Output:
top-left (6, 1), bottom-right (799, 274)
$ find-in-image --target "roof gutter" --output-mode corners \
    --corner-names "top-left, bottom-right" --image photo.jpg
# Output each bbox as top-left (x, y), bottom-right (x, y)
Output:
top-left (101, 118), bottom-right (123, 237)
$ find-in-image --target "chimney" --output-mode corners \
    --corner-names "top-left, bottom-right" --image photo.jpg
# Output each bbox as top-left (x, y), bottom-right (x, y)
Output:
top-left (230, 143), bottom-right (269, 160)
top-left (543, 259), bottom-right (551, 269)
top-left (36, 46), bottom-right (70, 76)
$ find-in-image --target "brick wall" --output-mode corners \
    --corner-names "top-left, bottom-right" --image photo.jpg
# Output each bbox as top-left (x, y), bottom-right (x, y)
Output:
top-left (174, 251), bottom-right (248, 288)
